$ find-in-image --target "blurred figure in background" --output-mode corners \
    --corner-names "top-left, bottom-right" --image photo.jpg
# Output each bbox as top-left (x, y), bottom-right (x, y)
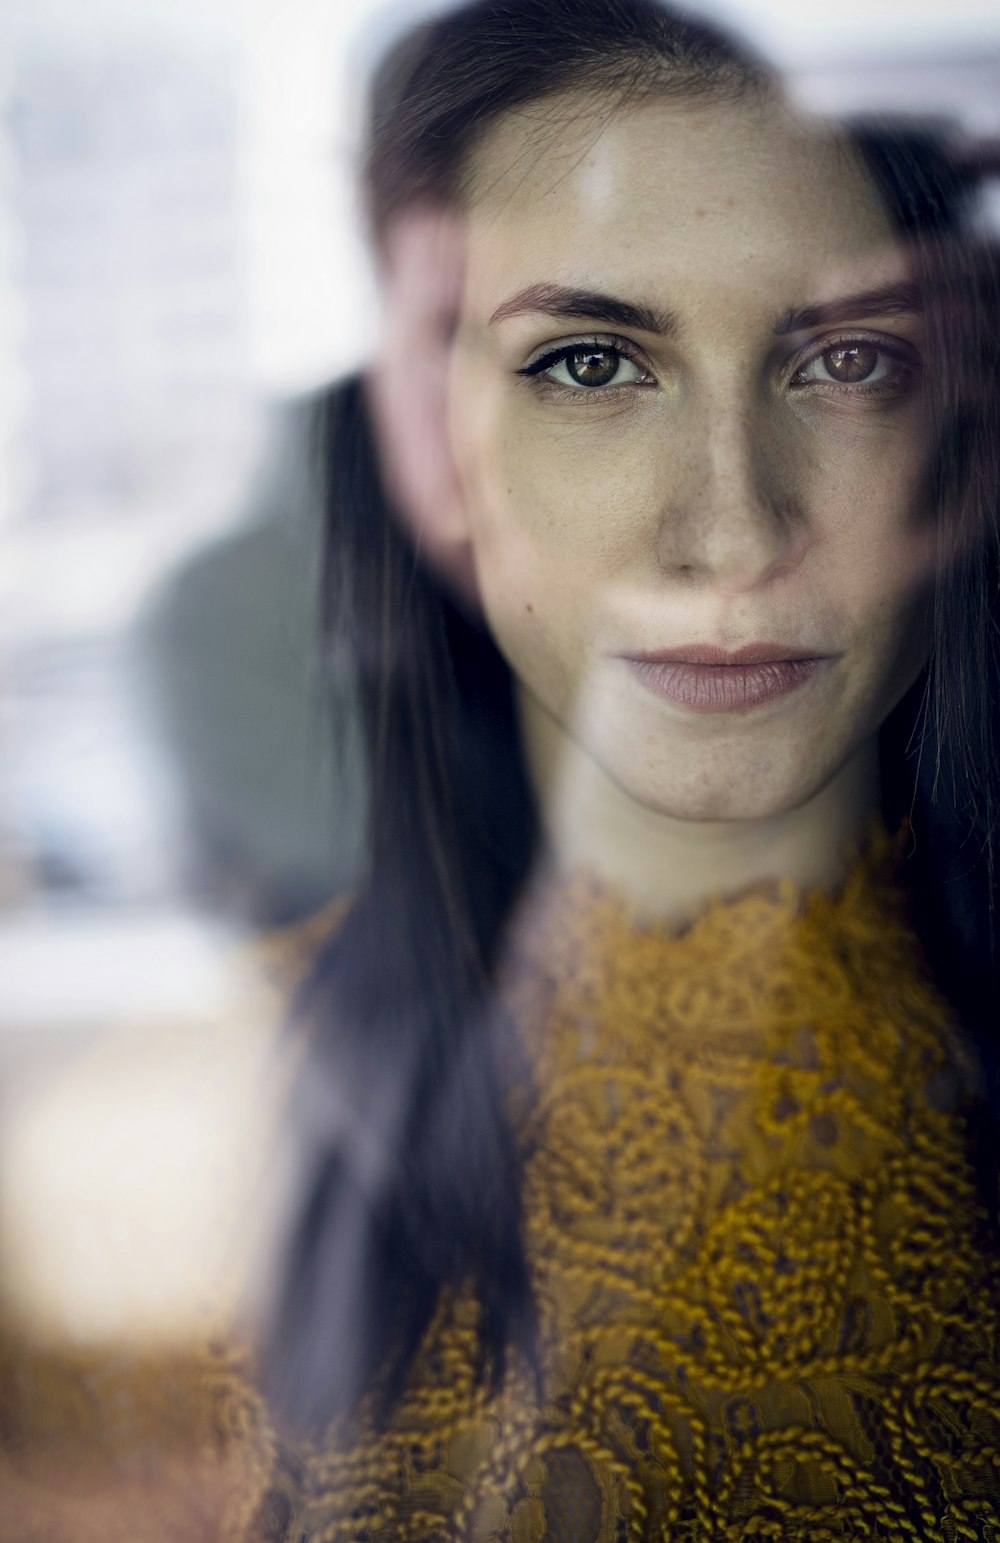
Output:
top-left (137, 390), bottom-right (365, 928)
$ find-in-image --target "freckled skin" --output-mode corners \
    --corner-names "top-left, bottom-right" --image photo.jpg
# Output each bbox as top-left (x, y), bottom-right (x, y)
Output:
top-left (446, 90), bottom-right (934, 831)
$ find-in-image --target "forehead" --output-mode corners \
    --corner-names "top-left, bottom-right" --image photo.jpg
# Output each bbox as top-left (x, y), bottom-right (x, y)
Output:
top-left (460, 90), bottom-right (895, 322)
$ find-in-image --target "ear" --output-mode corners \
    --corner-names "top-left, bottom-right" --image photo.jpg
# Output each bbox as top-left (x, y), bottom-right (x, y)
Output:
top-left (367, 208), bottom-right (480, 607)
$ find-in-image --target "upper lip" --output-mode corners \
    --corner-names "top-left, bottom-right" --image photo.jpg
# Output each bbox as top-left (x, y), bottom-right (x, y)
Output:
top-left (623, 643), bottom-right (829, 666)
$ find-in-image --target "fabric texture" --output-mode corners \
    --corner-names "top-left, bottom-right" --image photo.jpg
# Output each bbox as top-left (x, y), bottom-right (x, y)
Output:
top-left (4, 829), bottom-right (1000, 1541)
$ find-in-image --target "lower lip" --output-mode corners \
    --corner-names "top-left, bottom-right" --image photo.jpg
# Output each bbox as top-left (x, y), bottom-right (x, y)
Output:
top-left (625, 657), bottom-right (827, 712)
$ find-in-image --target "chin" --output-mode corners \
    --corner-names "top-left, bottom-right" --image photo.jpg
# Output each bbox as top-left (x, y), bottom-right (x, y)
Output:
top-left (604, 750), bottom-right (832, 826)
top-left (623, 783), bottom-right (797, 825)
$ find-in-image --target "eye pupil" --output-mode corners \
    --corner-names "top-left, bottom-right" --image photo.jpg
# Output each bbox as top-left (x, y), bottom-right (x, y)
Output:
top-left (567, 346), bottom-right (619, 387)
top-left (824, 343), bottom-right (879, 383)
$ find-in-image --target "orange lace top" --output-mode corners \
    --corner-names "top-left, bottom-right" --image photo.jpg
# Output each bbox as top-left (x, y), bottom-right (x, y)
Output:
top-left (4, 832), bottom-right (1000, 1542)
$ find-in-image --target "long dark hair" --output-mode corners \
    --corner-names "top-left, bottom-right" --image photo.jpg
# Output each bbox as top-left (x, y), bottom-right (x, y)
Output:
top-left (264, 0), bottom-right (1000, 1432)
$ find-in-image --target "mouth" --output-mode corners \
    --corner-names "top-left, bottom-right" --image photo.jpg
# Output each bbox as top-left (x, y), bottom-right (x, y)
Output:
top-left (621, 644), bottom-right (834, 713)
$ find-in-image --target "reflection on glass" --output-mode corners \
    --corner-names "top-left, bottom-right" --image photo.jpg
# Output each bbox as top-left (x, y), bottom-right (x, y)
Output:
top-left (2, 3), bottom-right (1000, 1540)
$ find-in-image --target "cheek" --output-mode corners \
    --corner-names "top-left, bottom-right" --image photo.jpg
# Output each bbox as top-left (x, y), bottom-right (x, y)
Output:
top-left (793, 428), bottom-right (935, 713)
top-left (449, 384), bottom-right (644, 698)
top-left (791, 399), bottom-right (934, 559)
top-left (452, 380), bottom-right (656, 601)
top-left (464, 481), bottom-right (593, 712)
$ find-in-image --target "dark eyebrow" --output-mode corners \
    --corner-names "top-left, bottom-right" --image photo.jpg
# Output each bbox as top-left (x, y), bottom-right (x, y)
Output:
top-left (774, 282), bottom-right (923, 335)
top-left (489, 283), bottom-right (677, 336)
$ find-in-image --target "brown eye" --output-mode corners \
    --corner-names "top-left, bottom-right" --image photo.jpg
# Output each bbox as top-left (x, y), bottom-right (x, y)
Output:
top-left (565, 345), bottom-right (621, 387)
top-left (518, 338), bottom-right (652, 392)
top-left (792, 338), bottom-right (912, 395)
top-left (822, 343), bottom-right (879, 383)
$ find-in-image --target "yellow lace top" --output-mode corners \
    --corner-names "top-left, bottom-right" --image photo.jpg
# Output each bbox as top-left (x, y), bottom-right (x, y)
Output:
top-left (3, 832), bottom-right (999, 1541)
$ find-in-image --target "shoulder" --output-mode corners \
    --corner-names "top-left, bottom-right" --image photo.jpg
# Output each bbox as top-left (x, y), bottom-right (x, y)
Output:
top-left (256, 893), bottom-right (355, 999)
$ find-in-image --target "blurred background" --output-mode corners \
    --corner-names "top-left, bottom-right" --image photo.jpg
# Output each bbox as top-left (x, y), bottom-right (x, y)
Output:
top-left (0, 0), bottom-right (998, 1044)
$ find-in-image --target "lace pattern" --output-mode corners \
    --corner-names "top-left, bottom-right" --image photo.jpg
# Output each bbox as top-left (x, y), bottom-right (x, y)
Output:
top-left (282, 833), bottom-right (1000, 1541)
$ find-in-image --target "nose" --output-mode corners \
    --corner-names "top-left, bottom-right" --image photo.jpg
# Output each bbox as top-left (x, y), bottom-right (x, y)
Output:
top-left (656, 392), bottom-right (810, 593)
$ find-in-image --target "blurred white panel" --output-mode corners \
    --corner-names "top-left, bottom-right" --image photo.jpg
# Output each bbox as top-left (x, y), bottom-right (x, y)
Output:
top-left (235, 2), bottom-right (376, 393)
top-left (711, 0), bottom-right (1000, 61)
top-left (0, 909), bottom-right (243, 1027)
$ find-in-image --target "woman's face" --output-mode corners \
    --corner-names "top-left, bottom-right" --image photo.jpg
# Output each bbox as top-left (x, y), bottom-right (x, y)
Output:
top-left (445, 88), bottom-right (935, 822)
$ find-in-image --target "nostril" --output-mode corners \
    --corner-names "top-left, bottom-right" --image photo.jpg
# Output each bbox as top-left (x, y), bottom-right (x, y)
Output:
top-left (774, 496), bottom-right (809, 530)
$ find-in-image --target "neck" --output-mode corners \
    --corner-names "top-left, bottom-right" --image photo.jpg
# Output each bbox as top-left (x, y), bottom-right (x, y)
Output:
top-left (519, 687), bottom-right (882, 927)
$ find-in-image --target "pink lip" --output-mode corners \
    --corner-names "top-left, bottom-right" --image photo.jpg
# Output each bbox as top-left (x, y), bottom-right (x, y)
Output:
top-left (622, 644), bottom-right (832, 713)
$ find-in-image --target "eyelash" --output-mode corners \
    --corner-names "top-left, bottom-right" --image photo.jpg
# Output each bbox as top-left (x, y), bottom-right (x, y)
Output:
top-left (789, 331), bottom-right (919, 400)
top-left (515, 331), bottom-right (919, 402)
top-left (516, 335), bottom-right (655, 400)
